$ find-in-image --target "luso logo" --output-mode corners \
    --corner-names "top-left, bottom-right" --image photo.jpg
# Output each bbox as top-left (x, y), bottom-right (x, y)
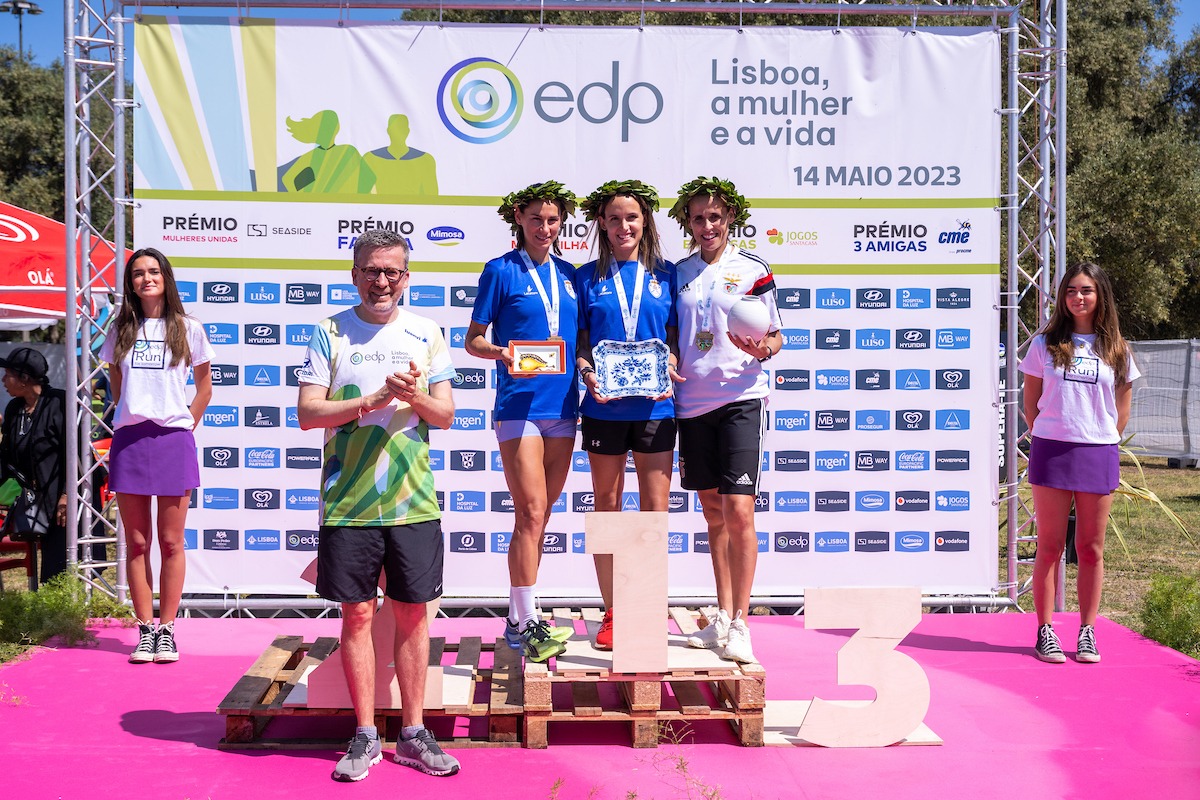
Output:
top-left (438, 58), bottom-right (524, 144)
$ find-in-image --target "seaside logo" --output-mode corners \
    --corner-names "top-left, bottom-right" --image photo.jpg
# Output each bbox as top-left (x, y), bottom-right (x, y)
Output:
top-left (408, 285), bottom-right (446, 307)
top-left (450, 532), bottom-right (486, 554)
top-left (203, 406), bottom-right (238, 427)
top-left (815, 287), bottom-right (850, 309)
top-left (437, 58), bottom-right (524, 144)
top-left (895, 530), bottom-right (930, 552)
top-left (813, 532), bottom-right (850, 553)
top-left (774, 532), bottom-right (809, 553)
top-left (428, 226), bottom-right (466, 246)
top-left (774, 410), bottom-right (809, 431)
top-left (452, 491), bottom-right (485, 512)
top-left (856, 410), bottom-right (889, 431)
top-left (244, 488), bottom-right (280, 510)
top-left (244, 447), bottom-right (280, 469)
top-left (855, 450), bottom-right (889, 471)
top-left (936, 409), bottom-right (971, 430)
top-left (856, 369), bottom-right (890, 390)
top-left (775, 450), bottom-right (810, 471)
top-left (815, 491), bottom-right (850, 512)
top-left (775, 491), bottom-right (809, 512)
top-left (815, 369), bottom-right (850, 390)
top-left (855, 532), bottom-right (890, 552)
top-left (206, 323), bottom-right (238, 345)
top-left (935, 491), bottom-right (971, 511)
top-left (895, 409), bottom-right (930, 431)
top-left (285, 489), bottom-right (319, 510)
top-left (245, 530), bottom-right (280, 551)
top-left (895, 450), bottom-right (930, 471)
top-left (936, 328), bottom-right (971, 349)
top-left (855, 491), bottom-right (889, 512)
top-left (897, 288), bottom-right (931, 309)
top-left (935, 531), bottom-right (970, 552)
top-left (814, 450), bottom-right (849, 472)
top-left (246, 282), bottom-right (280, 304)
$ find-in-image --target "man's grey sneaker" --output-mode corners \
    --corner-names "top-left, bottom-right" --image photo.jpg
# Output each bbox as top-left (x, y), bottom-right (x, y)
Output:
top-left (1035, 623), bottom-right (1066, 664)
top-left (129, 622), bottom-right (156, 664)
top-left (154, 621), bottom-right (179, 663)
top-left (393, 728), bottom-right (461, 777)
top-left (1076, 624), bottom-right (1101, 663)
top-left (687, 609), bottom-right (731, 650)
top-left (332, 733), bottom-right (382, 782)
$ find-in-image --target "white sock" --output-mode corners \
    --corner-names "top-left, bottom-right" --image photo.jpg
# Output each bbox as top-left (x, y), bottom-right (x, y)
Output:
top-left (513, 586), bottom-right (538, 629)
top-left (401, 725), bottom-right (424, 740)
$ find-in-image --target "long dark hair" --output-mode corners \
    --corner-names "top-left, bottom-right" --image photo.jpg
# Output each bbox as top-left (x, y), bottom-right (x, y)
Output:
top-left (590, 192), bottom-right (666, 280)
top-left (1040, 261), bottom-right (1130, 384)
top-left (111, 248), bottom-right (192, 367)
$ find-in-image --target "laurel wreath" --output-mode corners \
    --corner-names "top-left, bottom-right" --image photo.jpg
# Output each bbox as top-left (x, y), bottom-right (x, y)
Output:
top-left (581, 179), bottom-right (661, 222)
top-left (497, 180), bottom-right (578, 232)
top-left (668, 176), bottom-right (751, 230)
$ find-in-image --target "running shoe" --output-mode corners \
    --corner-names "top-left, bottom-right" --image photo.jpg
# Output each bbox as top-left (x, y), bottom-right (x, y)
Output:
top-left (521, 619), bottom-right (567, 662)
top-left (687, 609), bottom-right (731, 650)
top-left (332, 733), bottom-right (382, 782)
top-left (394, 728), bottom-right (461, 777)
top-left (594, 608), bottom-right (614, 651)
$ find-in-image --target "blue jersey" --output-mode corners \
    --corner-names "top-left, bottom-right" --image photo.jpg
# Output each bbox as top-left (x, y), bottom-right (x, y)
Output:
top-left (472, 249), bottom-right (580, 421)
top-left (575, 259), bottom-right (677, 421)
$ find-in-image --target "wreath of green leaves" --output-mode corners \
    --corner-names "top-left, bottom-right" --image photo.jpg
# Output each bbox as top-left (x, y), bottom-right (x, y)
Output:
top-left (581, 179), bottom-right (661, 222)
top-left (497, 180), bottom-right (578, 232)
top-left (667, 176), bottom-right (751, 230)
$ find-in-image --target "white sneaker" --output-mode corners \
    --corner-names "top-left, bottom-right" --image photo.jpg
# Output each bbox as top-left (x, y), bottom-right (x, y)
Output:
top-left (687, 609), bottom-right (731, 650)
top-left (721, 616), bottom-right (756, 664)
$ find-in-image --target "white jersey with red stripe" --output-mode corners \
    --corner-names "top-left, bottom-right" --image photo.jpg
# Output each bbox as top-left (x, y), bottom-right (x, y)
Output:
top-left (674, 244), bottom-right (783, 419)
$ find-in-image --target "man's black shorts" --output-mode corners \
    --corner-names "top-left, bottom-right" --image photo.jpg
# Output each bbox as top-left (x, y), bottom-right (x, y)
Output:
top-left (315, 519), bottom-right (444, 604)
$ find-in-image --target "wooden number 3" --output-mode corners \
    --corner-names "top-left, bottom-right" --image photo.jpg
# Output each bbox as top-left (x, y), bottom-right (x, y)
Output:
top-left (797, 586), bottom-right (930, 747)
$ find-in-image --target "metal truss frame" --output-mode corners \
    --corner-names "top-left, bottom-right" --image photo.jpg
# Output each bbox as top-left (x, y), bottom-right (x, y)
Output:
top-left (64, 0), bottom-right (1064, 616)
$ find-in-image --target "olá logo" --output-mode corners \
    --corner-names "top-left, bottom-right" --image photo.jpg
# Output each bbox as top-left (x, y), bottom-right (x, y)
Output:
top-left (438, 58), bottom-right (523, 144)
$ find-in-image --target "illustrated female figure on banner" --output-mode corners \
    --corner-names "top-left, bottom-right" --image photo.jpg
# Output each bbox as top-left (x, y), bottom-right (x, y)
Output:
top-left (670, 177), bottom-right (783, 664)
top-left (1019, 262), bottom-right (1139, 664)
top-left (574, 180), bottom-right (679, 650)
top-left (100, 248), bottom-right (215, 664)
top-left (466, 181), bottom-right (580, 663)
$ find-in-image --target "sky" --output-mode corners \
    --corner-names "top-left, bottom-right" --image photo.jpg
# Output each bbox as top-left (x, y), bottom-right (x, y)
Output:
top-left (4, 2), bottom-right (1200, 69)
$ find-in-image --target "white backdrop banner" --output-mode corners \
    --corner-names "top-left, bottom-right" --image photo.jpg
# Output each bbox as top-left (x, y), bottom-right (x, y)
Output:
top-left (133, 20), bottom-right (1001, 598)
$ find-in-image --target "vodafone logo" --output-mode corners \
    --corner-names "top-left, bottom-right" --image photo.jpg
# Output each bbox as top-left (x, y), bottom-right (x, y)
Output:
top-left (0, 214), bottom-right (39, 243)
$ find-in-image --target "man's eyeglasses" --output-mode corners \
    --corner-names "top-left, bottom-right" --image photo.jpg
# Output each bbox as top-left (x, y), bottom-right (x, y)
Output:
top-left (357, 266), bottom-right (408, 283)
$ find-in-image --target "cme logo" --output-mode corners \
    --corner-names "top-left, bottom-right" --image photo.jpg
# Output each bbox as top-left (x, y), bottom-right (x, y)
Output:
top-left (895, 450), bottom-right (930, 471)
top-left (896, 369), bottom-right (930, 390)
top-left (408, 285), bottom-right (445, 307)
top-left (936, 450), bottom-right (970, 471)
top-left (245, 324), bottom-right (280, 346)
top-left (936, 491), bottom-right (971, 511)
top-left (244, 447), bottom-right (280, 469)
top-left (203, 488), bottom-right (238, 509)
top-left (285, 489), bottom-right (319, 510)
top-left (450, 532), bottom-right (486, 554)
top-left (286, 448), bottom-right (321, 469)
top-left (856, 370), bottom-right (890, 390)
top-left (895, 491), bottom-right (931, 512)
top-left (856, 450), bottom-right (890, 471)
top-left (206, 323), bottom-right (238, 345)
top-left (428, 226), bottom-right (466, 247)
top-left (856, 410), bottom-right (890, 432)
top-left (775, 450), bottom-right (810, 472)
top-left (855, 532), bottom-right (890, 552)
top-left (897, 288), bottom-right (931, 309)
top-left (451, 450), bottom-right (486, 471)
top-left (855, 492), bottom-right (889, 512)
top-left (813, 450), bottom-right (849, 472)
top-left (245, 282), bottom-right (280, 304)
top-left (895, 409), bottom-right (931, 431)
top-left (814, 409), bottom-right (850, 431)
top-left (780, 329), bottom-right (810, 350)
top-left (936, 328), bottom-right (971, 349)
top-left (286, 283), bottom-right (322, 305)
top-left (203, 282), bottom-right (238, 303)
top-left (813, 532), bottom-right (850, 553)
top-left (775, 491), bottom-right (809, 512)
top-left (815, 288), bottom-right (850, 309)
top-left (815, 491), bottom-right (849, 512)
top-left (774, 411), bottom-right (809, 431)
top-left (453, 368), bottom-right (487, 390)
top-left (815, 328), bottom-right (849, 350)
top-left (204, 406), bottom-right (238, 427)
top-left (777, 288), bottom-right (809, 309)
top-left (245, 406), bottom-right (280, 428)
top-left (286, 530), bottom-right (320, 552)
top-left (437, 58), bottom-right (524, 144)
top-left (774, 532), bottom-right (809, 553)
top-left (245, 530), bottom-right (281, 551)
top-left (491, 492), bottom-right (516, 513)
top-left (452, 409), bottom-right (487, 430)
top-left (451, 491), bottom-right (485, 512)
top-left (203, 447), bottom-right (238, 469)
top-left (814, 369), bottom-right (850, 390)
top-left (936, 369), bottom-right (970, 390)
top-left (774, 369), bottom-right (809, 390)
top-left (856, 329), bottom-right (890, 350)
top-left (856, 288), bottom-right (890, 309)
top-left (896, 531), bottom-right (930, 552)
top-left (896, 329), bottom-right (930, 350)
top-left (244, 488), bottom-right (281, 510)
top-left (450, 286), bottom-right (478, 307)
top-left (937, 288), bottom-right (971, 309)
top-left (939, 219), bottom-right (972, 245)
top-left (936, 409), bottom-right (970, 430)
top-left (286, 325), bottom-right (313, 346)
top-left (245, 365), bottom-right (281, 387)
top-left (935, 531), bottom-right (970, 552)
top-left (328, 284), bottom-right (359, 305)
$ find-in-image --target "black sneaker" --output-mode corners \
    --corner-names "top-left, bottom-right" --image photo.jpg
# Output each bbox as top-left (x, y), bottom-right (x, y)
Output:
top-left (332, 733), bottom-right (382, 782)
top-left (1076, 624), bottom-right (1101, 663)
top-left (154, 620), bottom-right (179, 663)
top-left (129, 622), bottom-right (156, 664)
top-left (1035, 624), bottom-right (1066, 664)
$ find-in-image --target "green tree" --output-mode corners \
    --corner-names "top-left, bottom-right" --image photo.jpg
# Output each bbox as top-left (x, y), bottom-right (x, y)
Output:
top-left (0, 47), bottom-right (65, 220)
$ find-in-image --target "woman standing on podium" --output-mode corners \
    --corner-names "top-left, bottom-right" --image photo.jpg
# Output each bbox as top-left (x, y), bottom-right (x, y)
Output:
top-left (573, 180), bottom-right (679, 651)
top-left (1019, 262), bottom-right (1139, 664)
top-left (670, 177), bottom-right (782, 665)
top-left (466, 181), bottom-right (580, 663)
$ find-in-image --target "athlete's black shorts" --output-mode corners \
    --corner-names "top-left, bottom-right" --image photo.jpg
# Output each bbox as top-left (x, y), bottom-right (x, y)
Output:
top-left (316, 519), bottom-right (445, 604)
top-left (581, 416), bottom-right (677, 456)
top-left (677, 399), bottom-right (765, 495)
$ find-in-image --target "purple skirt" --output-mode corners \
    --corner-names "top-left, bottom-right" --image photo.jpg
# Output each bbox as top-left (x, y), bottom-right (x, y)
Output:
top-left (108, 420), bottom-right (200, 496)
top-left (1028, 436), bottom-right (1120, 494)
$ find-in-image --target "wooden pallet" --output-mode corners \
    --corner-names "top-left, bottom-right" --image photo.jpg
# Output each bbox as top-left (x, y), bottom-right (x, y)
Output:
top-left (519, 608), bottom-right (766, 749)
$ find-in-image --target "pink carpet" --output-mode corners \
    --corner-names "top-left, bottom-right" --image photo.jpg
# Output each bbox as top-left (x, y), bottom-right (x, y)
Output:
top-left (1, 614), bottom-right (1196, 799)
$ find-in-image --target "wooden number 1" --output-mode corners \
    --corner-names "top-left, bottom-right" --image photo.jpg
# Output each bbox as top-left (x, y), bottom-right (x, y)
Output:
top-left (797, 586), bottom-right (930, 747)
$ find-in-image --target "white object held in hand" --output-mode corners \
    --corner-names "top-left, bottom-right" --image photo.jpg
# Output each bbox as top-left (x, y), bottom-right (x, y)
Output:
top-left (726, 296), bottom-right (771, 340)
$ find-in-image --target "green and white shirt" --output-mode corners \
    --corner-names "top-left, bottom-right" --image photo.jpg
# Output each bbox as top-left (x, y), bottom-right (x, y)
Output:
top-left (297, 308), bottom-right (455, 527)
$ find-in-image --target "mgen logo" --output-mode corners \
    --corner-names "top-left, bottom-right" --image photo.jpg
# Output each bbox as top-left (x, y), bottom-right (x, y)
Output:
top-left (452, 410), bottom-right (487, 430)
top-left (203, 406), bottom-right (238, 427)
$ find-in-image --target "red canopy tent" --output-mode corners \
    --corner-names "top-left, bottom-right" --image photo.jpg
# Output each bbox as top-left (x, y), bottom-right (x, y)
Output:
top-left (0, 202), bottom-right (123, 330)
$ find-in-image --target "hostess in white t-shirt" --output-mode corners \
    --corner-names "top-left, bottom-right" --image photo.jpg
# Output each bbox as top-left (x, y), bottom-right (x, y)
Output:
top-left (1018, 333), bottom-right (1140, 444)
top-left (100, 317), bottom-right (216, 430)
